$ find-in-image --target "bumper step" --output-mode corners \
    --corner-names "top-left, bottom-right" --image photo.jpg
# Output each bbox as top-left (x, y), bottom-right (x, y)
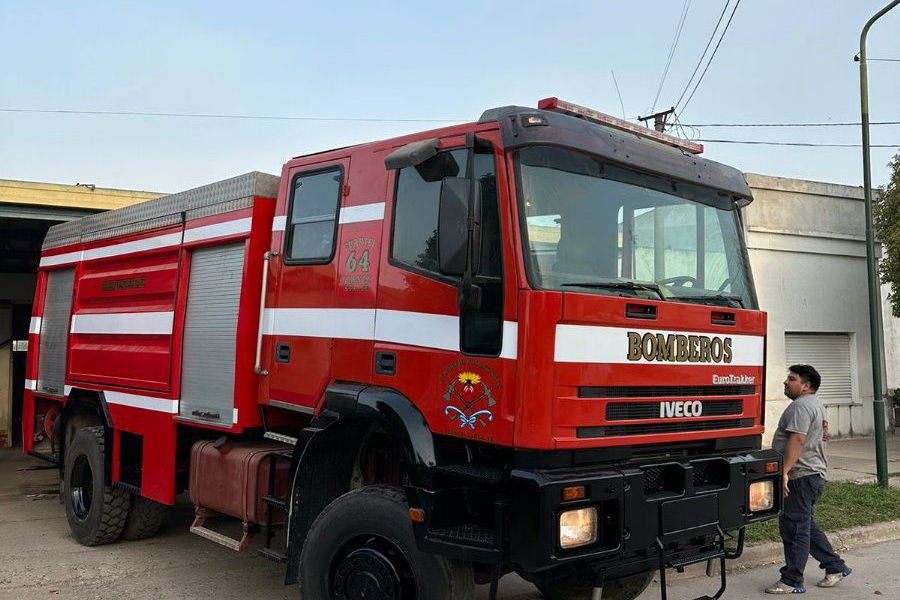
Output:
top-left (428, 524), bottom-right (495, 547)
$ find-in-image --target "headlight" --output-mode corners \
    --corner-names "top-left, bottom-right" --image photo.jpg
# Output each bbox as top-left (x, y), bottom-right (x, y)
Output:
top-left (559, 507), bottom-right (598, 549)
top-left (749, 480), bottom-right (775, 512)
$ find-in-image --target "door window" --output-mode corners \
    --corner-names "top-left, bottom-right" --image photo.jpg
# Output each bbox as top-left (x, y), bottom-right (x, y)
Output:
top-left (285, 167), bottom-right (343, 263)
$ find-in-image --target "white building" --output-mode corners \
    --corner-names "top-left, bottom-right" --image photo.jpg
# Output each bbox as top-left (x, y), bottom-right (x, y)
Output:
top-left (743, 173), bottom-right (894, 443)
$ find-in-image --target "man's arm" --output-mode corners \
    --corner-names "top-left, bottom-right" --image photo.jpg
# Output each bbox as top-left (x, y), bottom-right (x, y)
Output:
top-left (781, 432), bottom-right (806, 496)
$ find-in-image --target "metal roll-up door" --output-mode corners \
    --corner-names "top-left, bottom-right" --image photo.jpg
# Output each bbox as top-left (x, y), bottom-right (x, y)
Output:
top-left (179, 243), bottom-right (245, 425)
top-left (37, 268), bottom-right (75, 396)
top-left (784, 333), bottom-right (853, 403)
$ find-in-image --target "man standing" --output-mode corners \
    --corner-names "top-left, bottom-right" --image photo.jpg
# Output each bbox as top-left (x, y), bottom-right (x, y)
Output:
top-left (765, 364), bottom-right (852, 594)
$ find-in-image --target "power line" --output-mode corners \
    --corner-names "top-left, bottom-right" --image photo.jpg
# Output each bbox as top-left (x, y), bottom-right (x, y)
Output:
top-left (650, 0), bottom-right (692, 113)
top-left (0, 107), bottom-right (465, 123)
top-left (683, 120), bottom-right (900, 127)
top-left (699, 139), bottom-right (900, 148)
top-left (610, 69), bottom-right (627, 119)
top-left (673, 0), bottom-right (731, 110)
top-left (678, 0), bottom-right (742, 115)
top-left (868, 58), bottom-right (900, 62)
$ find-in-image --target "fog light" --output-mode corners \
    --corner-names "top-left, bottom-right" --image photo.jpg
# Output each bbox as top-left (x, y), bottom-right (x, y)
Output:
top-left (749, 480), bottom-right (774, 512)
top-left (559, 507), bottom-right (598, 549)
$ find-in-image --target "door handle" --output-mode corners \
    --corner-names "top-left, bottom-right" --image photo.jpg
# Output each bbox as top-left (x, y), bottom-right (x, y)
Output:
top-left (275, 342), bottom-right (291, 363)
top-left (375, 351), bottom-right (396, 375)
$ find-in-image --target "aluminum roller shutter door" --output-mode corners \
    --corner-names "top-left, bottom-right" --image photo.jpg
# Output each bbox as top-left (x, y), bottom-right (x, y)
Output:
top-left (784, 333), bottom-right (853, 403)
top-left (179, 243), bottom-right (245, 425)
top-left (37, 268), bottom-right (75, 396)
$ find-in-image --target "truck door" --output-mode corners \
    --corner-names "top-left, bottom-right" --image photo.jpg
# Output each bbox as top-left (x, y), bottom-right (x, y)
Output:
top-left (266, 159), bottom-right (349, 411)
top-left (375, 134), bottom-right (516, 445)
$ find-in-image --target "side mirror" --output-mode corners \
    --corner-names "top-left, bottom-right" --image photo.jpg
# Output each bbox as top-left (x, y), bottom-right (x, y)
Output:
top-left (438, 177), bottom-right (481, 276)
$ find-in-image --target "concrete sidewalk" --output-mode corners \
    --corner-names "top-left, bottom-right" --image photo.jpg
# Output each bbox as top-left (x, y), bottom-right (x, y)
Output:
top-left (822, 431), bottom-right (900, 484)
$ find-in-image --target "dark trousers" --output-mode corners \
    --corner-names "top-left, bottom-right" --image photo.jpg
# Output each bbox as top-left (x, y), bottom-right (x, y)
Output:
top-left (779, 474), bottom-right (846, 588)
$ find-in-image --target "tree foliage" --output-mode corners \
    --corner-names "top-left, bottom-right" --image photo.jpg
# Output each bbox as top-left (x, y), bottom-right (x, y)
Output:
top-left (874, 152), bottom-right (900, 316)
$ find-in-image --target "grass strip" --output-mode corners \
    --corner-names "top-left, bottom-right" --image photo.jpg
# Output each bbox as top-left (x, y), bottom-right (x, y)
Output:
top-left (745, 480), bottom-right (900, 544)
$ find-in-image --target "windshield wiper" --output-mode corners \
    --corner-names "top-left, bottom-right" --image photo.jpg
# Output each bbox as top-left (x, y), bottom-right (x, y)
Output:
top-left (676, 293), bottom-right (744, 308)
top-left (561, 280), bottom-right (664, 300)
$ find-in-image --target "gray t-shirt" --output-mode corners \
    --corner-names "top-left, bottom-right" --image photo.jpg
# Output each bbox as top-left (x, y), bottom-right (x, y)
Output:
top-left (771, 394), bottom-right (827, 479)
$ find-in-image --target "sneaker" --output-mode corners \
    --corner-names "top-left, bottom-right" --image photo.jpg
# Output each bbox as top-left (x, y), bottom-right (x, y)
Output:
top-left (765, 580), bottom-right (806, 594)
top-left (817, 566), bottom-right (852, 588)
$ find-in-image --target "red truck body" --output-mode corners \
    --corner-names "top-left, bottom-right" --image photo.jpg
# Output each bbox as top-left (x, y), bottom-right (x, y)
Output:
top-left (23, 98), bottom-right (780, 600)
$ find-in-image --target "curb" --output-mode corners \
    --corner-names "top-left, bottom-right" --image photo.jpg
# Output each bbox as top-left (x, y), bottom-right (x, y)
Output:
top-left (668, 520), bottom-right (900, 581)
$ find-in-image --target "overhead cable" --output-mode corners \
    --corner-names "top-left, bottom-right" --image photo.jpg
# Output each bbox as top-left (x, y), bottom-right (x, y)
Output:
top-left (672, 0), bottom-right (731, 110)
top-left (0, 107), bottom-right (464, 123)
top-left (650, 0), bottom-right (692, 113)
top-left (678, 0), bottom-right (742, 114)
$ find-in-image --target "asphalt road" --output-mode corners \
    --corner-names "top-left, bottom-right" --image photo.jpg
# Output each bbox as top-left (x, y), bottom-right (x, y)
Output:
top-left (2, 449), bottom-right (896, 600)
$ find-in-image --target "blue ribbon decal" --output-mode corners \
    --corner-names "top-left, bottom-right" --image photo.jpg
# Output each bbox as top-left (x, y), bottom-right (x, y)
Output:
top-left (444, 406), bottom-right (494, 430)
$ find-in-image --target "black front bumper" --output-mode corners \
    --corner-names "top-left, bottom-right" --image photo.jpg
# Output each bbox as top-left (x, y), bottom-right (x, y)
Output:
top-left (506, 448), bottom-right (781, 577)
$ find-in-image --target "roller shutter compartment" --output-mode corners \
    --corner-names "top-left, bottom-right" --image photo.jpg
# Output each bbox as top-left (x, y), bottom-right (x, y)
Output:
top-left (179, 243), bottom-right (245, 426)
top-left (37, 268), bottom-right (75, 396)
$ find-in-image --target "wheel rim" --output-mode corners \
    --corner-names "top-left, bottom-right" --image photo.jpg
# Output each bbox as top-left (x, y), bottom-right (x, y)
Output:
top-left (331, 535), bottom-right (416, 600)
top-left (70, 454), bottom-right (93, 520)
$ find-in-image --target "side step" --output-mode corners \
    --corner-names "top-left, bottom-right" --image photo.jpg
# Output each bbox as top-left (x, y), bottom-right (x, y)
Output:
top-left (190, 507), bottom-right (258, 552)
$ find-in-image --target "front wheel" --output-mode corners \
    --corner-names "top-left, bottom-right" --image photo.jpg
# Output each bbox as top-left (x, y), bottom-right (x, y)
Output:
top-left (299, 485), bottom-right (474, 600)
top-left (538, 570), bottom-right (655, 600)
top-left (62, 426), bottom-right (130, 545)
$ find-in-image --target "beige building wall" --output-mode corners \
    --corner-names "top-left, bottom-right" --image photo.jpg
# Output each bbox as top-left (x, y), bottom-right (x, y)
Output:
top-left (744, 173), bottom-right (892, 444)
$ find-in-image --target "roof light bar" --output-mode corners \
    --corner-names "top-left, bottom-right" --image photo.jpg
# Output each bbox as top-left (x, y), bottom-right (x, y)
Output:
top-left (537, 97), bottom-right (704, 155)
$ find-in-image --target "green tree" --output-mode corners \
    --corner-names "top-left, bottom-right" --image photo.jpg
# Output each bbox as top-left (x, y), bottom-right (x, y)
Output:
top-left (874, 152), bottom-right (900, 316)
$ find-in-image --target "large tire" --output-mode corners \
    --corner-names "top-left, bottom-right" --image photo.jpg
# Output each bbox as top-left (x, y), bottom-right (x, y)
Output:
top-left (62, 426), bottom-right (130, 545)
top-left (121, 495), bottom-right (167, 540)
top-left (538, 570), bottom-right (654, 600)
top-left (299, 485), bottom-right (474, 600)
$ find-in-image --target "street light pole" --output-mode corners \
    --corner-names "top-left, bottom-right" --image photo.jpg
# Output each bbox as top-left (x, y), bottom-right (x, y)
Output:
top-left (858, 0), bottom-right (898, 488)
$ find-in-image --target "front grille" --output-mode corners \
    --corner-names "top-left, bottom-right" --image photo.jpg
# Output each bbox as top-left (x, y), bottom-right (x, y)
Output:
top-left (606, 400), bottom-right (743, 421)
top-left (579, 385), bottom-right (754, 398)
top-left (577, 418), bottom-right (754, 438)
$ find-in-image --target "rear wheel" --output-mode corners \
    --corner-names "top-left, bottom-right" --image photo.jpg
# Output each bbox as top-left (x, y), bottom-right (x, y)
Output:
top-left (299, 485), bottom-right (474, 600)
top-left (121, 495), bottom-right (167, 540)
top-left (62, 426), bottom-right (130, 545)
top-left (537, 571), bottom-right (654, 600)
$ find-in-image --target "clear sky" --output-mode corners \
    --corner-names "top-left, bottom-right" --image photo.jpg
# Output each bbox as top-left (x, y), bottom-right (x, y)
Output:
top-left (2, 0), bottom-right (898, 194)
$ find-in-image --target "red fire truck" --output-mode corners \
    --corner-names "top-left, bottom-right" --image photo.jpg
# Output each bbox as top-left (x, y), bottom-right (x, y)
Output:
top-left (23, 98), bottom-right (780, 600)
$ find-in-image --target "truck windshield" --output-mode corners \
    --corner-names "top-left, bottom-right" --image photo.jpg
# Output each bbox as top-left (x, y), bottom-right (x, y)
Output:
top-left (514, 145), bottom-right (757, 309)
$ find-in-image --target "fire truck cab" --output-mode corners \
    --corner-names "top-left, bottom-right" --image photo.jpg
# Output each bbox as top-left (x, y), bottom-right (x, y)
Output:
top-left (24, 98), bottom-right (781, 600)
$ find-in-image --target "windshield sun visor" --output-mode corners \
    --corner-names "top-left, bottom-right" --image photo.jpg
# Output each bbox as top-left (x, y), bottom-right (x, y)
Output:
top-left (492, 107), bottom-right (752, 207)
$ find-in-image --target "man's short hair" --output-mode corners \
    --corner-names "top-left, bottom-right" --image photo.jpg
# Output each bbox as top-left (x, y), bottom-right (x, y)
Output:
top-left (789, 364), bottom-right (821, 391)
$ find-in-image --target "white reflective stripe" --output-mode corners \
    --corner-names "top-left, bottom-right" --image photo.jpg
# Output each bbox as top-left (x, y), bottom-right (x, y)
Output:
top-left (64, 385), bottom-right (73, 396)
top-left (339, 202), bottom-right (385, 224)
top-left (271, 202), bottom-right (384, 233)
top-left (105, 391), bottom-right (179, 413)
top-left (263, 307), bottom-right (518, 359)
top-left (40, 250), bottom-right (83, 267)
top-left (184, 217), bottom-right (252, 243)
top-left (375, 309), bottom-right (460, 352)
top-left (233, 408), bottom-right (239, 423)
top-left (82, 231), bottom-right (183, 261)
top-left (71, 312), bottom-right (174, 335)
top-left (500, 322), bottom-right (518, 360)
top-left (24, 379), bottom-right (36, 391)
top-left (264, 308), bottom-right (376, 340)
top-left (29, 317), bottom-right (42, 334)
top-left (554, 324), bottom-right (765, 366)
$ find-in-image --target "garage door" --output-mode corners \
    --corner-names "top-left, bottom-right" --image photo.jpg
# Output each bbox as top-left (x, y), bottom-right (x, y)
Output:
top-left (784, 333), bottom-right (854, 403)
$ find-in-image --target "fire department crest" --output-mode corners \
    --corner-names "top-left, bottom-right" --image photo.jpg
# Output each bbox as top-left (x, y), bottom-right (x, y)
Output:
top-left (443, 370), bottom-right (496, 430)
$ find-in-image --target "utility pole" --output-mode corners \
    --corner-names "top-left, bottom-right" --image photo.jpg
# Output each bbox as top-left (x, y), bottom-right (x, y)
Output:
top-left (857, 0), bottom-right (898, 488)
top-left (638, 107), bottom-right (676, 132)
